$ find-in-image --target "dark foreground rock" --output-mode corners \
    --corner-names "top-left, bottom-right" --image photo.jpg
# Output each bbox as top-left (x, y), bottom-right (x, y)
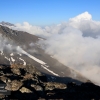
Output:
top-left (0, 64), bottom-right (100, 100)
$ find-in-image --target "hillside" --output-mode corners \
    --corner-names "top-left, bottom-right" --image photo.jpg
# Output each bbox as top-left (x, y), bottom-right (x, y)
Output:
top-left (0, 24), bottom-right (89, 84)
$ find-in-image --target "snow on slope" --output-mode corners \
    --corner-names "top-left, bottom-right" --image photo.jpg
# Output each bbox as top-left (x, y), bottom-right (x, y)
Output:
top-left (17, 46), bottom-right (59, 76)
top-left (19, 58), bottom-right (26, 65)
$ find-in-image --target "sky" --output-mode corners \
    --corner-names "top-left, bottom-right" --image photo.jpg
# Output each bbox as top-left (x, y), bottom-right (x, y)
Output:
top-left (0, 0), bottom-right (100, 25)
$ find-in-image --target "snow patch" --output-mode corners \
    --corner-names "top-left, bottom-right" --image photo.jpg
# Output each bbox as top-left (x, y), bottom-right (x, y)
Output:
top-left (43, 64), bottom-right (49, 68)
top-left (41, 65), bottom-right (59, 76)
top-left (50, 56), bottom-right (54, 58)
top-left (18, 53), bottom-right (22, 56)
top-left (17, 46), bottom-right (59, 76)
top-left (17, 46), bottom-right (46, 65)
top-left (19, 58), bottom-right (26, 65)
top-left (5, 56), bottom-right (10, 61)
top-left (10, 53), bottom-right (14, 56)
top-left (0, 51), bottom-right (4, 55)
top-left (38, 38), bottom-right (44, 40)
top-left (11, 57), bottom-right (15, 62)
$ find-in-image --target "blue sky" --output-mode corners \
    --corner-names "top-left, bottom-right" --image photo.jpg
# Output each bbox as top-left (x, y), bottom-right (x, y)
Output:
top-left (0, 0), bottom-right (100, 25)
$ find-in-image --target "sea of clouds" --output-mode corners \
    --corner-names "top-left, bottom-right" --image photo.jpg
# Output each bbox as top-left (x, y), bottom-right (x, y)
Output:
top-left (6, 12), bottom-right (100, 85)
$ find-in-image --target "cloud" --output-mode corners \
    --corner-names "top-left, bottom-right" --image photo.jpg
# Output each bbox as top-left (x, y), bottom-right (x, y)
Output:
top-left (11, 12), bottom-right (100, 39)
top-left (11, 12), bottom-right (100, 85)
top-left (12, 22), bottom-right (50, 37)
top-left (69, 12), bottom-right (100, 39)
top-left (39, 12), bottom-right (100, 85)
top-left (0, 34), bottom-right (23, 54)
top-left (69, 11), bottom-right (92, 22)
top-left (0, 34), bottom-right (15, 53)
top-left (40, 27), bottom-right (100, 84)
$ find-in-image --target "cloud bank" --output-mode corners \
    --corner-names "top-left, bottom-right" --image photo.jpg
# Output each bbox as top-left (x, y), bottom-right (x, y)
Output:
top-left (0, 34), bottom-right (24, 55)
top-left (0, 34), bottom-right (15, 53)
top-left (12, 11), bottom-right (100, 85)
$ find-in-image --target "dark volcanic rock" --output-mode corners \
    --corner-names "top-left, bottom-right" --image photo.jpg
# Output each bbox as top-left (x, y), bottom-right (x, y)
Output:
top-left (11, 68), bottom-right (21, 75)
top-left (20, 87), bottom-right (32, 93)
top-left (5, 80), bottom-right (23, 91)
top-left (45, 82), bottom-right (67, 90)
top-left (0, 64), bottom-right (100, 100)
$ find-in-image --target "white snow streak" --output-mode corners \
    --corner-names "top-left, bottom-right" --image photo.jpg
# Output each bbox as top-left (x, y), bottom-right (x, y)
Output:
top-left (17, 46), bottom-right (59, 76)
top-left (5, 56), bottom-right (10, 61)
top-left (10, 53), bottom-right (14, 56)
top-left (19, 58), bottom-right (26, 65)
top-left (38, 38), bottom-right (44, 41)
top-left (0, 51), bottom-right (4, 55)
top-left (41, 65), bottom-right (59, 76)
top-left (50, 56), bottom-right (54, 58)
top-left (20, 48), bottom-right (46, 65)
top-left (11, 57), bottom-right (15, 62)
top-left (18, 53), bottom-right (22, 56)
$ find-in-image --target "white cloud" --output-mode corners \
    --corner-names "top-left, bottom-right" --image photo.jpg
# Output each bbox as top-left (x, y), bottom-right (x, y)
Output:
top-left (11, 12), bottom-right (100, 39)
top-left (40, 28), bottom-right (100, 84)
top-left (0, 34), bottom-right (23, 54)
top-left (12, 22), bottom-right (50, 37)
top-left (69, 11), bottom-right (92, 22)
top-left (0, 34), bottom-right (15, 53)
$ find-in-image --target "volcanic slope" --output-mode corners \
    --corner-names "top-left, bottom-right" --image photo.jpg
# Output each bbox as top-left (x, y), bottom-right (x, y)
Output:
top-left (0, 23), bottom-right (89, 84)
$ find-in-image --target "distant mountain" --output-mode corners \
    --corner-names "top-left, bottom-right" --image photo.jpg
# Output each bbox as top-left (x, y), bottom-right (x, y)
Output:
top-left (0, 21), bottom-right (15, 27)
top-left (0, 22), bottom-right (90, 85)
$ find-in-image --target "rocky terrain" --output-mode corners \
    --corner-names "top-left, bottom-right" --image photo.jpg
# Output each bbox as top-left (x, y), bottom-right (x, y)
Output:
top-left (0, 64), bottom-right (100, 100)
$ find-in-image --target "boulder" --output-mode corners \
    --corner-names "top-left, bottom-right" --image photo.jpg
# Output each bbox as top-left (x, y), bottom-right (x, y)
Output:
top-left (20, 87), bottom-right (32, 93)
top-left (45, 82), bottom-right (67, 90)
top-left (11, 68), bottom-right (21, 75)
top-left (5, 80), bottom-right (23, 91)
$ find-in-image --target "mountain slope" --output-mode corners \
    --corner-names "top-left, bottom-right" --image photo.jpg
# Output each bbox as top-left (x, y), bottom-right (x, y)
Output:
top-left (0, 23), bottom-right (90, 84)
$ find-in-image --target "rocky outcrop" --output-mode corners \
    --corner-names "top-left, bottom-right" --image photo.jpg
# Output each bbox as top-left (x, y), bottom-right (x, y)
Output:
top-left (0, 64), bottom-right (100, 100)
top-left (5, 80), bottom-right (23, 91)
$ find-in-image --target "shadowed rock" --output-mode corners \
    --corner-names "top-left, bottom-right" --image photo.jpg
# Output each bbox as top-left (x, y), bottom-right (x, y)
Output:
top-left (0, 64), bottom-right (100, 100)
